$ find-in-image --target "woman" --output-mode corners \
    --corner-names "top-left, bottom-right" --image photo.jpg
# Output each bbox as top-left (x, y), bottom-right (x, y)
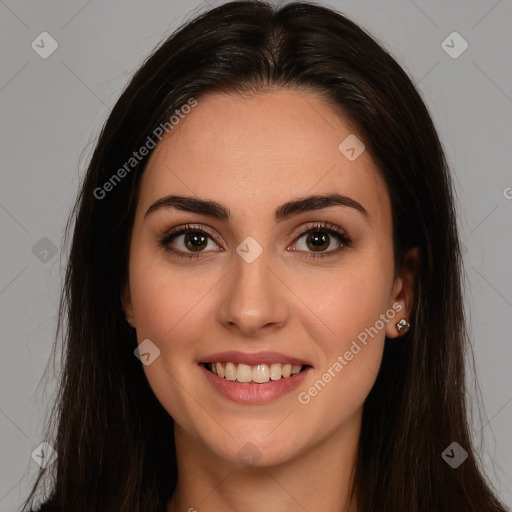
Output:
top-left (24, 1), bottom-right (508, 511)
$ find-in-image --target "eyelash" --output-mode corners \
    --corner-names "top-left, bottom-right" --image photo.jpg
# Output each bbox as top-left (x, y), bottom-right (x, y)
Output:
top-left (157, 221), bottom-right (353, 261)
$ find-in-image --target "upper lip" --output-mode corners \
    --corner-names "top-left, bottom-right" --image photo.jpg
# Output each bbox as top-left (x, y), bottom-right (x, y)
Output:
top-left (199, 351), bottom-right (312, 367)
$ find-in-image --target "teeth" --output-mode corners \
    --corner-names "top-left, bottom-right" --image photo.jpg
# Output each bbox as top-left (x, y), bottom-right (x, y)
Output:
top-left (282, 363), bottom-right (292, 378)
top-left (236, 363), bottom-right (252, 383)
top-left (225, 361), bottom-right (236, 381)
top-left (209, 362), bottom-right (303, 383)
top-left (269, 363), bottom-right (282, 380)
top-left (215, 362), bottom-right (225, 378)
top-left (252, 364), bottom-right (270, 384)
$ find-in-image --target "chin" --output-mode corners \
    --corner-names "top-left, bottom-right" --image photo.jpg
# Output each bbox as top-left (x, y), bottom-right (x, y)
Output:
top-left (206, 430), bottom-right (305, 468)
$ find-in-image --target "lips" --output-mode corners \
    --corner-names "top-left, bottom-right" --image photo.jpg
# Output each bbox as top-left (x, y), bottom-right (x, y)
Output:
top-left (197, 350), bottom-right (313, 403)
top-left (199, 350), bottom-right (312, 367)
top-left (199, 362), bottom-right (312, 404)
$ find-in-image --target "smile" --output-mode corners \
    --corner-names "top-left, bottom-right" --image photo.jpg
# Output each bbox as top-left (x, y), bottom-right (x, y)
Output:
top-left (200, 362), bottom-right (312, 404)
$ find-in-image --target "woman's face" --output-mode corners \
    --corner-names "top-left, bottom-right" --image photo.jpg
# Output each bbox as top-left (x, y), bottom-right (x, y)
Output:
top-left (123, 89), bottom-right (415, 467)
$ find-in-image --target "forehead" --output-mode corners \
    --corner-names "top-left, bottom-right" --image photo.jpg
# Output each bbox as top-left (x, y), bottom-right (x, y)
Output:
top-left (139, 89), bottom-right (390, 225)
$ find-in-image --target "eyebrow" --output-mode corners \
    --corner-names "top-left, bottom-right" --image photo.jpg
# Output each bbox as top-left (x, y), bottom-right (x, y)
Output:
top-left (144, 193), bottom-right (369, 223)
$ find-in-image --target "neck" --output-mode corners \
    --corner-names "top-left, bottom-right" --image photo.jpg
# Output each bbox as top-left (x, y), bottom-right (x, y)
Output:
top-left (167, 415), bottom-right (361, 512)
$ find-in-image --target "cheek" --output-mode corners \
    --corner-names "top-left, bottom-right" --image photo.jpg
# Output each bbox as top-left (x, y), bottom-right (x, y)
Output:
top-left (128, 243), bottom-right (209, 342)
top-left (294, 252), bottom-right (393, 412)
top-left (127, 252), bottom-right (212, 420)
top-left (301, 250), bottom-right (393, 346)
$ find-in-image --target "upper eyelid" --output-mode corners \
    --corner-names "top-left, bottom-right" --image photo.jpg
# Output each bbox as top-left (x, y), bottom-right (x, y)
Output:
top-left (160, 223), bottom-right (218, 242)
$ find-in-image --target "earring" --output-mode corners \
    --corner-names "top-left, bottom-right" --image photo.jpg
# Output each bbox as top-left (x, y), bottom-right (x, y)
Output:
top-left (396, 318), bottom-right (410, 334)
top-left (126, 317), bottom-right (135, 328)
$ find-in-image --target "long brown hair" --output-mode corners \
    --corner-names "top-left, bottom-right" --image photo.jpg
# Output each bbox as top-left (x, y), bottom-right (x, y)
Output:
top-left (23, 1), bottom-right (507, 511)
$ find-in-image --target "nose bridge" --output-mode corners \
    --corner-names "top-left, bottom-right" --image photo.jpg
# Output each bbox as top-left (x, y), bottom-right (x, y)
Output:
top-left (220, 237), bottom-right (287, 334)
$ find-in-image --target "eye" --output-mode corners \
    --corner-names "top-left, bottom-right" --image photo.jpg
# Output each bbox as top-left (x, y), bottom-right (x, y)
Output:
top-left (289, 221), bottom-right (353, 259)
top-left (157, 221), bottom-right (353, 261)
top-left (157, 223), bottom-right (221, 260)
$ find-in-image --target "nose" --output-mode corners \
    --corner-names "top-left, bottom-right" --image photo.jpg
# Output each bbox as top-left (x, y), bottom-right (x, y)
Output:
top-left (217, 246), bottom-right (289, 338)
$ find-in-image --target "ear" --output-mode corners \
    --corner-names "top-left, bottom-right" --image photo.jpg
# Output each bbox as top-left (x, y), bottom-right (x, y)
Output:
top-left (121, 280), bottom-right (136, 328)
top-left (385, 247), bottom-right (419, 339)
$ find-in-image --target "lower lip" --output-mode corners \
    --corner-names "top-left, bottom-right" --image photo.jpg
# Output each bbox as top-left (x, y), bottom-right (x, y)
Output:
top-left (199, 364), bottom-right (312, 404)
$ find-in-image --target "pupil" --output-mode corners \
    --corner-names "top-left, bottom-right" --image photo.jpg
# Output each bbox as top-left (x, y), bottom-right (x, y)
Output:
top-left (308, 231), bottom-right (328, 251)
top-left (185, 232), bottom-right (207, 251)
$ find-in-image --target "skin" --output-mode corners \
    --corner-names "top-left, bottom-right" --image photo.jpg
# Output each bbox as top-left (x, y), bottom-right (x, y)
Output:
top-left (122, 89), bottom-right (418, 512)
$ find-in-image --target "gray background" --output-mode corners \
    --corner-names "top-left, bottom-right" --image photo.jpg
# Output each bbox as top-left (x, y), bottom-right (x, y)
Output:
top-left (0, 0), bottom-right (511, 510)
